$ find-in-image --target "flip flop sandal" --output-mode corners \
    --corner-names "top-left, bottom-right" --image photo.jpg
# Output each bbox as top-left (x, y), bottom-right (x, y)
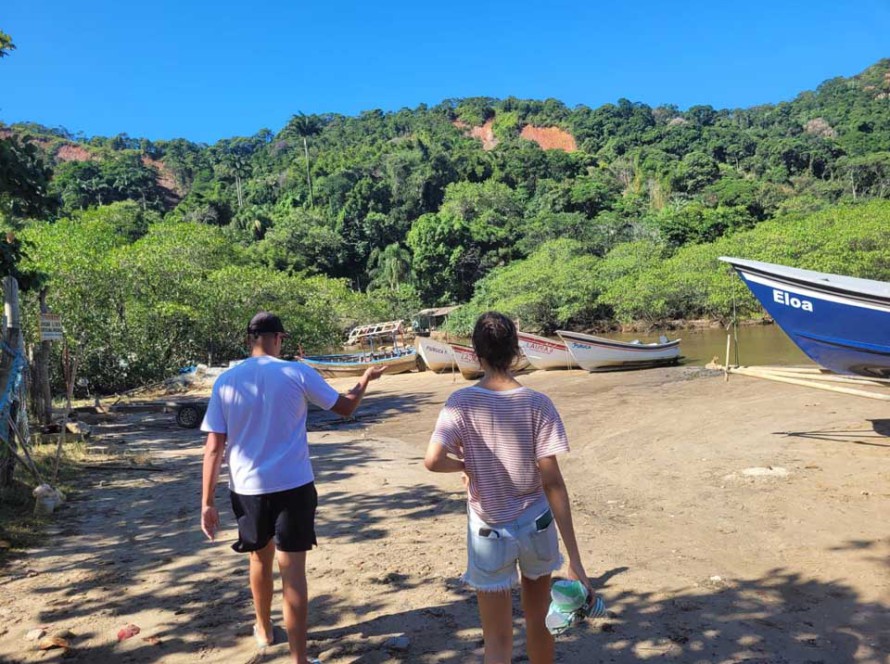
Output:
top-left (253, 623), bottom-right (275, 648)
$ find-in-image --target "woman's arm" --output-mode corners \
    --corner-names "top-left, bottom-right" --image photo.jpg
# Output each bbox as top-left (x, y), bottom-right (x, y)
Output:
top-left (424, 441), bottom-right (465, 473)
top-left (539, 455), bottom-right (591, 590)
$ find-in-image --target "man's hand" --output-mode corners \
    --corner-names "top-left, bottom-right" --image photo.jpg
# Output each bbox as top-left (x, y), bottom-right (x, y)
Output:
top-left (202, 505), bottom-right (219, 541)
top-left (363, 365), bottom-right (387, 382)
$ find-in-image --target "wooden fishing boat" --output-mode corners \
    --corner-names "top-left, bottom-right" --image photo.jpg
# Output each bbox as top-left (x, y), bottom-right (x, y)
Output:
top-left (448, 343), bottom-right (530, 380)
top-left (557, 330), bottom-right (680, 371)
top-left (302, 320), bottom-right (417, 378)
top-left (720, 257), bottom-right (890, 378)
top-left (517, 332), bottom-right (579, 370)
top-left (449, 343), bottom-right (483, 380)
top-left (301, 349), bottom-right (417, 378)
top-left (415, 336), bottom-right (457, 372)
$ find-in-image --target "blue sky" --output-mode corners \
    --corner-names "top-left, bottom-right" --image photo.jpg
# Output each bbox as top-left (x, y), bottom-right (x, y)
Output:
top-left (2, 1), bottom-right (889, 143)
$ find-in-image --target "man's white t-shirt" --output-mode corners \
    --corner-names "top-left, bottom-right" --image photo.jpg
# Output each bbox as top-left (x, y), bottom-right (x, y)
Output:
top-left (200, 356), bottom-right (339, 495)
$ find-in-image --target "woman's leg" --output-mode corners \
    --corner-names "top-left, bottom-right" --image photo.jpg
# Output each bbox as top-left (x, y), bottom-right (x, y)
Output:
top-left (521, 574), bottom-right (554, 664)
top-left (477, 590), bottom-right (514, 664)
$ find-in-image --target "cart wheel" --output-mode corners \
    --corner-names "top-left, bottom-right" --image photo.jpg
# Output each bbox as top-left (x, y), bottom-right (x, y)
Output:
top-left (176, 405), bottom-right (203, 429)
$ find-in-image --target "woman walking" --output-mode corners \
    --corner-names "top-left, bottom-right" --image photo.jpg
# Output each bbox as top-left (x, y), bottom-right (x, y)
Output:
top-left (424, 311), bottom-right (598, 663)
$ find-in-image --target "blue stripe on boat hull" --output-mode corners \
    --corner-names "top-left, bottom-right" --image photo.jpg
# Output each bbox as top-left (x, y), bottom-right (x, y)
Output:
top-left (738, 272), bottom-right (890, 378)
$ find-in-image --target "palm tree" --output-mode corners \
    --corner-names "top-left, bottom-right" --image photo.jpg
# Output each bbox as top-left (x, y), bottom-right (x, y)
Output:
top-left (0, 31), bottom-right (15, 58)
top-left (285, 113), bottom-right (321, 207)
top-left (367, 243), bottom-right (412, 291)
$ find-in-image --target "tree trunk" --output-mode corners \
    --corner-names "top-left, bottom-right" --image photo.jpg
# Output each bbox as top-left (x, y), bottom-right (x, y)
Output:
top-left (303, 137), bottom-right (313, 207)
top-left (235, 175), bottom-right (244, 208)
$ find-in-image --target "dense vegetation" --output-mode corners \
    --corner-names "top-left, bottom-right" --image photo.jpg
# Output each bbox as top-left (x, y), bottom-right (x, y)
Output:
top-left (2, 40), bottom-right (890, 389)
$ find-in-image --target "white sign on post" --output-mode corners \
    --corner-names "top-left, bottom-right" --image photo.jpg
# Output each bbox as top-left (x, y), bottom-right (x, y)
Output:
top-left (39, 313), bottom-right (64, 341)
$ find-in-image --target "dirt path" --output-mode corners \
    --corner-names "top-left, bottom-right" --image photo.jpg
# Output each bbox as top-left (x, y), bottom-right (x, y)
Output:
top-left (0, 367), bottom-right (887, 663)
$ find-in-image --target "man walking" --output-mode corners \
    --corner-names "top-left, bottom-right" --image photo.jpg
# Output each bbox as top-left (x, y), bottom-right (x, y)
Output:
top-left (200, 312), bottom-right (385, 663)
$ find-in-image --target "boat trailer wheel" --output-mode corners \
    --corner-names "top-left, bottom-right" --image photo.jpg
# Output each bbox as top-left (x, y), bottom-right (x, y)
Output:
top-left (176, 404), bottom-right (205, 429)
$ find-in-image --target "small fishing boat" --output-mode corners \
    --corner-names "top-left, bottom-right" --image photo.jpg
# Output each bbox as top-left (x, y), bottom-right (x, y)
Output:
top-left (448, 343), bottom-right (530, 380)
top-left (557, 330), bottom-right (680, 371)
top-left (517, 332), bottom-right (579, 370)
top-left (449, 343), bottom-right (484, 380)
top-left (302, 320), bottom-right (417, 378)
top-left (719, 257), bottom-right (890, 378)
top-left (301, 349), bottom-right (417, 378)
top-left (415, 336), bottom-right (457, 372)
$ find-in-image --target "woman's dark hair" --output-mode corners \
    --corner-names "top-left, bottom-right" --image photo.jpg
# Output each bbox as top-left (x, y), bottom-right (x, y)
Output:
top-left (471, 311), bottom-right (519, 373)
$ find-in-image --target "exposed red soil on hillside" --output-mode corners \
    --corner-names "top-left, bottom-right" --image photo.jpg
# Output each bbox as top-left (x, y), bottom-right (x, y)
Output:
top-left (453, 119), bottom-right (498, 151)
top-left (141, 156), bottom-right (182, 206)
top-left (520, 125), bottom-right (577, 152)
top-left (55, 144), bottom-right (94, 162)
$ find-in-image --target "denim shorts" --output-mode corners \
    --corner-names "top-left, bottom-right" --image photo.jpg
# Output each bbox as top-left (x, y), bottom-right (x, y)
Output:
top-left (464, 497), bottom-right (563, 592)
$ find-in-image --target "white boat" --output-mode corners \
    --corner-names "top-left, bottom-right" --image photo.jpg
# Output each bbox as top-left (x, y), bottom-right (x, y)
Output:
top-left (518, 332), bottom-right (579, 370)
top-left (557, 330), bottom-right (680, 371)
top-left (448, 343), bottom-right (530, 380)
top-left (415, 336), bottom-right (457, 372)
top-left (449, 343), bottom-right (484, 380)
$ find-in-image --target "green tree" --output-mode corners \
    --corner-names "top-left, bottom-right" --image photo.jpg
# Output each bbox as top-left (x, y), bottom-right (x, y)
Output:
top-left (0, 30), bottom-right (14, 58)
top-left (283, 113), bottom-right (322, 206)
top-left (367, 242), bottom-right (412, 291)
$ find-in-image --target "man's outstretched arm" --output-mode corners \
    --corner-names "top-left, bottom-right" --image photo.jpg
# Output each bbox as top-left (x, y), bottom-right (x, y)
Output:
top-left (330, 366), bottom-right (387, 417)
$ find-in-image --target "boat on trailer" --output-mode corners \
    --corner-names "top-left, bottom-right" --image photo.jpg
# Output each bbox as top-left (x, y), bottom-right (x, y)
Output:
top-left (557, 330), bottom-right (680, 371)
top-left (719, 257), bottom-right (890, 378)
top-left (302, 320), bottom-right (417, 378)
top-left (517, 332), bottom-right (579, 370)
top-left (415, 336), bottom-right (457, 372)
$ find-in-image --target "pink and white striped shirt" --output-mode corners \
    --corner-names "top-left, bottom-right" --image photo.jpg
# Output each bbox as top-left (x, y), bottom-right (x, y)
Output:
top-left (430, 385), bottom-right (570, 524)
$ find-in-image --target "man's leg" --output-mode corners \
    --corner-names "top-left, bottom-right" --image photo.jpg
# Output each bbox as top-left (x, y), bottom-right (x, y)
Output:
top-left (277, 549), bottom-right (309, 663)
top-left (249, 539), bottom-right (276, 643)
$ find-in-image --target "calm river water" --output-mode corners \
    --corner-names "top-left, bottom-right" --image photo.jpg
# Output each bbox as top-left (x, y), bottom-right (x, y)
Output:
top-left (607, 324), bottom-right (811, 367)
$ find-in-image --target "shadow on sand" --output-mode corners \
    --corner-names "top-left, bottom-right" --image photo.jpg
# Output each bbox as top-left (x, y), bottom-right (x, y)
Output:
top-left (1, 405), bottom-right (886, 663)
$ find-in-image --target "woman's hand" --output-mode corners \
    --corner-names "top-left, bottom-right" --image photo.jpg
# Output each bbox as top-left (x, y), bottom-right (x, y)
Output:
top-left (567, 558), bottom-right (592, 594)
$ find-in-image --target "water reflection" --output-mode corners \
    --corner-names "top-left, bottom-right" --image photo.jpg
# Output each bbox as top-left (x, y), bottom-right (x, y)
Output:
top-left (607, 324), bottom-right (811, 367)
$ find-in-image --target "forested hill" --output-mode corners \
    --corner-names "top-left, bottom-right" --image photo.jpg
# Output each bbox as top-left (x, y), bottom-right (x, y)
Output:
top-left (2, 58), bottom-right (890, 388)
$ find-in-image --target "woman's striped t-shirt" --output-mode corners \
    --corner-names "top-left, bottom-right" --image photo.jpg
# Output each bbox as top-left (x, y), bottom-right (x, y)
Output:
top-left (430, 385), bottom-right (569, 524)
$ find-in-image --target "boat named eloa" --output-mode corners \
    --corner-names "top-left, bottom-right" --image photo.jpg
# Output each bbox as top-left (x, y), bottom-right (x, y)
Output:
top-left (719, 257), bottom-right (890, 378)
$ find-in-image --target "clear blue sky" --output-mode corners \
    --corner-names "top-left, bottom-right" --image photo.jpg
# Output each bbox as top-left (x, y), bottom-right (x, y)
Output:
top-left (2, 0), bottom-right (889, 143)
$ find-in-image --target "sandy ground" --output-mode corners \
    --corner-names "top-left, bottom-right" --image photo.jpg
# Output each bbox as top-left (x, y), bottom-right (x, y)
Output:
top-left (0, 366), bottom-right (887, 663)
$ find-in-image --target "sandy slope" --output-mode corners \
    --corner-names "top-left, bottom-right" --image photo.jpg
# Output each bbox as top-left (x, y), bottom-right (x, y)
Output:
top-left (0, 367), bottom-right (887, 663)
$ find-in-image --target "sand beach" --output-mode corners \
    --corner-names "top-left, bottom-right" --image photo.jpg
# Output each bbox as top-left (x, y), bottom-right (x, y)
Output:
top-left (0, 366), bottom-right (887, 662)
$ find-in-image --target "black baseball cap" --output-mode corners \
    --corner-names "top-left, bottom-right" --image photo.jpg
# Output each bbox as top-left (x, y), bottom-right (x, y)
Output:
top-left (247, 312), bottom-right (288, 336)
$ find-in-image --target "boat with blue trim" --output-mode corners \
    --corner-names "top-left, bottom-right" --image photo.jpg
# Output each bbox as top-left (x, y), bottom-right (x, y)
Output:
top-left (301, 320), bottom-right (418, 378)
top-left (719, 257), bottom-right (890, 378)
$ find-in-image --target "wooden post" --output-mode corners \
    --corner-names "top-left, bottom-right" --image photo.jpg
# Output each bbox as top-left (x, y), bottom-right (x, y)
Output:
top-left (31, 288), bottom-right (53, 426)
top-left (724, 333), bottom-right (732, 383)
top-left (0, 277), bottom-right (21, 487)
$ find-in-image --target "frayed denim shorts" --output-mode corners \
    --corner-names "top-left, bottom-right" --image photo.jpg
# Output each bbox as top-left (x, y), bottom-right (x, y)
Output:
top-left (464, 496), bottom-right (563, 592)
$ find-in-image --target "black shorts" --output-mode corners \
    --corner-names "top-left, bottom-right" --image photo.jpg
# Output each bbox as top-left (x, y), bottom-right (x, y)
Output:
top-left (229, 482), bottom-right (318, 553)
